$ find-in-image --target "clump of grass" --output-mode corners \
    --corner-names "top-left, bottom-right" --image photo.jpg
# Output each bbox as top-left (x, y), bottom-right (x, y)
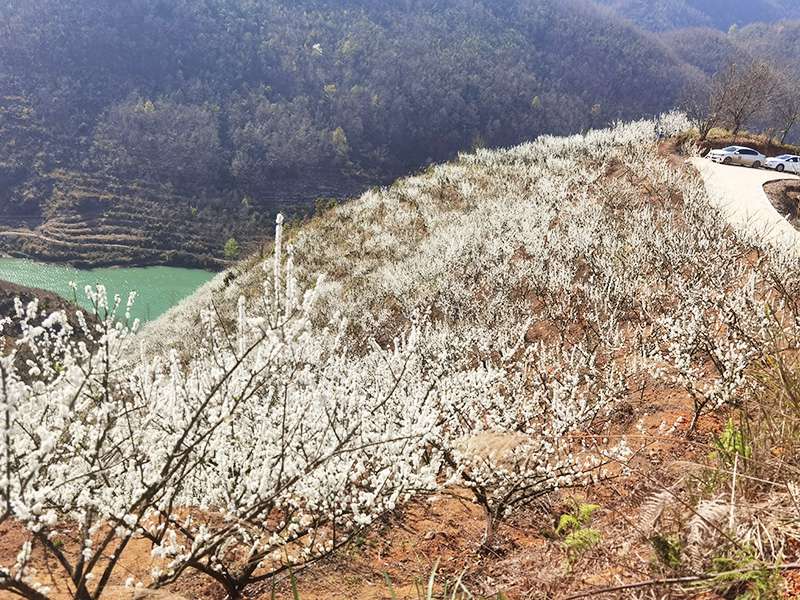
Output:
top-left (383, 560), bottom-right (508, 600)
top-left (696, 550), bottom-right (784, 600)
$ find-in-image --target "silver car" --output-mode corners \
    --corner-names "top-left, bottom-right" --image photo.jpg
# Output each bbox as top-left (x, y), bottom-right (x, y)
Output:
top-left (765, 154), bottom-right (800, 174)
top-left (707, 146), bottom-right (766, 168)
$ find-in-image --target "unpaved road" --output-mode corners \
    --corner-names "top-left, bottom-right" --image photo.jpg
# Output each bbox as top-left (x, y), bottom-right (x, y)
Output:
top-left (690, 157), bottom-right (800, 253)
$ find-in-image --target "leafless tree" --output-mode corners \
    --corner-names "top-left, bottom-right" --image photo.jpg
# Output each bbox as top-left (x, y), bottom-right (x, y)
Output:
top-left (770, 72), bottom-right (800, 144)
top-left (690, 61), bottom-right (798, 145)
top-left (680, 75), bottom-right (729, 142)
top-left (716, 61), bottom-right (779, 139)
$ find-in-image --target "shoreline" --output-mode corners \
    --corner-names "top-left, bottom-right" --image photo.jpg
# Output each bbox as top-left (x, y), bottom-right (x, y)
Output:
top-left (0, 250), bottom-right (227, 273)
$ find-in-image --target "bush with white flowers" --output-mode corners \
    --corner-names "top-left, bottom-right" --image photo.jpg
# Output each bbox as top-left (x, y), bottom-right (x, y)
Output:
top-left (0, 231), bottom-right (449, 599)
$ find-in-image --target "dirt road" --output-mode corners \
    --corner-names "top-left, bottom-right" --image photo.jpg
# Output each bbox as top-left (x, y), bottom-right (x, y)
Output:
top-left (690, 157), bottom-right (800, 253)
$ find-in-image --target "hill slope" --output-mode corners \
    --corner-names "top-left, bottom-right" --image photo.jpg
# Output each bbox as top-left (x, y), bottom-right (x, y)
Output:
top-left (658, 27), bottom-right (748, 76)
top-left (733, 20), bottom-right (800, 78)
top-left (141, 115), bottom-right (800, 596)
top-left (9, 114), bottom-right (800, 598)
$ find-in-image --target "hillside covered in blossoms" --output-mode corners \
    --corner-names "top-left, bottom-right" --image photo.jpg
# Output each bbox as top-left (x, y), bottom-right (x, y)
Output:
top-left (4, 115), bottom-right (800, 599)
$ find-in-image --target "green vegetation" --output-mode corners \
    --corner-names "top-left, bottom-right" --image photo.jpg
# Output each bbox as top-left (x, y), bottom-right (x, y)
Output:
top-left (712, 418), bottom-right (752, 468)
top-left (224, 237), bottom-right (241, 260)
top-left (557, 502), bottom-right (603, 563)
top-left (651, 534), bottom-right (684, 570)
top-left (701, 552), bottom-right (784, 600)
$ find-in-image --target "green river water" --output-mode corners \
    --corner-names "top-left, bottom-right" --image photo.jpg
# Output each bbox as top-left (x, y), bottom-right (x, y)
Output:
top-left (0, 258), bottom-right (215, 323)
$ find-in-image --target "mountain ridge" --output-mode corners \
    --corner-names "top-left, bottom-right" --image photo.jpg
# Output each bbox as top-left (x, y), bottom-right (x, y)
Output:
top-left (595, 0), bottom-right (800, 31)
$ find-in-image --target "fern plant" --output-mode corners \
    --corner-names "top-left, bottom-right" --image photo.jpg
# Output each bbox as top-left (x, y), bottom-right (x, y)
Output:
top-left (697, 550), bottom-right (784, 600)
top-left (557, 502), bottom-right (602, 563)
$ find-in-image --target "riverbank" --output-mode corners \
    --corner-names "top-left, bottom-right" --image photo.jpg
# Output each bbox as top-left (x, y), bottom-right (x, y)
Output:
top-left (0, 227), bottom-right (230, 271)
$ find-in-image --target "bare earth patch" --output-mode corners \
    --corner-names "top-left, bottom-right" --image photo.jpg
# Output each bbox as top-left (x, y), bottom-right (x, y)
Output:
top-left (764, 179), bottom-right (800, 229)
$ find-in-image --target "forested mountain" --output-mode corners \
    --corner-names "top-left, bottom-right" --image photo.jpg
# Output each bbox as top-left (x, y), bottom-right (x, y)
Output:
top-left (595, 0), bottom-right (800, 31)
top-left (656, 20), bottom-right (800, 84)
top-left (658, 28), bottom-right (747, 76)
top-left (1, 0), bottom-right (798, 268)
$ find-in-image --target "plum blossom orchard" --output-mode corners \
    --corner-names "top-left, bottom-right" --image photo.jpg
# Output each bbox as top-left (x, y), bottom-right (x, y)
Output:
top-left (4, 113), bottom-right (800, 598)
top-left (0, 231), bottom-right (462, 599)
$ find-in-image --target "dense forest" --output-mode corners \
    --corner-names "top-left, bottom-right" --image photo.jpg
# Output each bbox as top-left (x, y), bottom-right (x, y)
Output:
top-left (734, 21), bottom-right (800, 78)
top-left (0, 1), bottom-right (689, 214)
top-left (0, 0), bottom-right (798, 266)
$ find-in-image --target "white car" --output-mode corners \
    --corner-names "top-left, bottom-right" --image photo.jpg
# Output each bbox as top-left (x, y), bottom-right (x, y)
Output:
top-left (765, 154), bottom-right (800, 174)
top-left (707, 146), bottom-right (766, 168)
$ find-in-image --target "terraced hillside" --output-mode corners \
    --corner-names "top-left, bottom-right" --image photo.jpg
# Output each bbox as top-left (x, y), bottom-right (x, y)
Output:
top-left (6, 169), bottom-right (250, 268)
top-left (0, 92), bottom-right (263, 268)
top-left (0, 85), bottom-right (379, 268)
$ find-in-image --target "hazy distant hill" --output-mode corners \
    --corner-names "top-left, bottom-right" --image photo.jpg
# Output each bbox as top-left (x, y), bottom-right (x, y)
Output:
top-left (655, 20), bottom-right (800, 85)
top-left (733, 21), bottom-right (800, 78)
top-left (596, 0), bottom-right (800, 31)
top-left (659, 27), bottom-right (748, 76)
top-left (0, 0), bottom-right (697, 266)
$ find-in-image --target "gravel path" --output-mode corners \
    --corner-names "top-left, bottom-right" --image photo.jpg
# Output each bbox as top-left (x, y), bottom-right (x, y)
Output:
top-left (690, 157), bottom-right (800, 253)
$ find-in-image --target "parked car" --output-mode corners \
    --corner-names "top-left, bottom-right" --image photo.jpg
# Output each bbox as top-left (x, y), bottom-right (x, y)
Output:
top-left (707, 146), bottom-right (766, 168)
top-left (765, 154), bottom-right (800, 174)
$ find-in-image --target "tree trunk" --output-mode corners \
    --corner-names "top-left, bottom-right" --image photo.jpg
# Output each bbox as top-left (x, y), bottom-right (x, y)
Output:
top-left (3, 582), bottom-right (50, 600)
top-left (481, 505), bottom-right (496, 550)
top-left (686, 404), bottom-right (701, 438)
top-left (75, 583), bottom-right (94, 600)
top-left (699, 118), bottom-right (714, 142)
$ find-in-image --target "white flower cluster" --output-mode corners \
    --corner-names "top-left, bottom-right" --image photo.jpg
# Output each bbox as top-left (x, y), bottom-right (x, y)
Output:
top-left (1, 228), bottom-right (466, 598)
top-left (8, 112), bottom-right (800, 597)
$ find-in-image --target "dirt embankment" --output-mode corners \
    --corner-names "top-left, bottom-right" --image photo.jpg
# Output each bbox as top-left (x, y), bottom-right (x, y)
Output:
top-left (764, 180), bottom-right (800, 229)
top-left (0, 280), bottom-right (88, 342)
top-left (0, 280), bottom-right (77, 320)
top-left (694, 134), bottom-right (800, 159)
